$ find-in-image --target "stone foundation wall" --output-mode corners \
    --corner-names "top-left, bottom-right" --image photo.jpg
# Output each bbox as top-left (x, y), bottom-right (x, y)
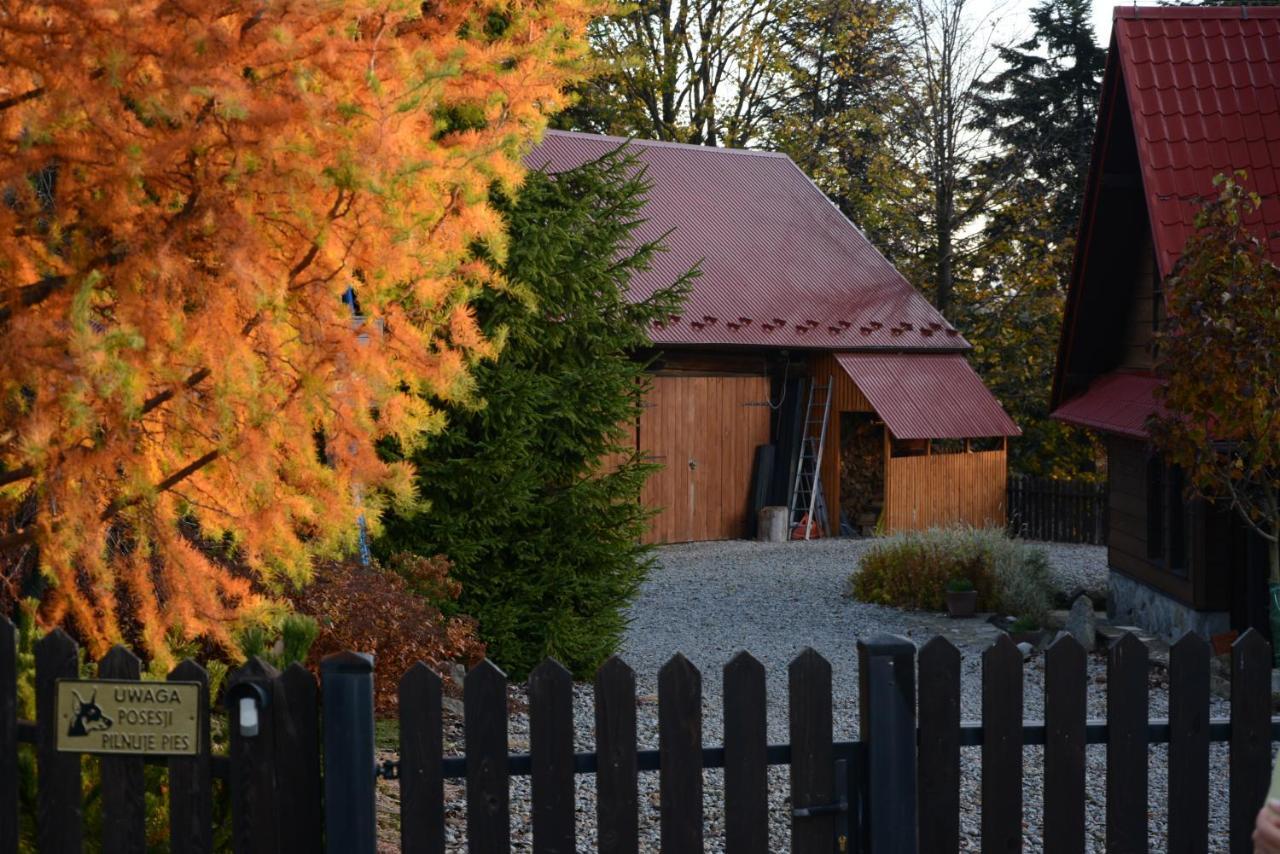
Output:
top-left (1108, 570), bottom-right (1229, 642)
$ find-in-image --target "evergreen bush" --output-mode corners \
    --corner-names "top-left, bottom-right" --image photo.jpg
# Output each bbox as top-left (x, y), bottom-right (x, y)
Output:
top-left (377, 146), bottom-right (690, 678)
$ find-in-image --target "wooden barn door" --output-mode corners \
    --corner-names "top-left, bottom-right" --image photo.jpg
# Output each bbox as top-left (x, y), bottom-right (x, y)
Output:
top-left (639, 374), bottom-right (772, 543)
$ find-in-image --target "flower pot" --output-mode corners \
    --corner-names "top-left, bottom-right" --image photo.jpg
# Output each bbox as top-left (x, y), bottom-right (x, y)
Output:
top-left (946, 589), bottom-right (978, 618)
top-left (1010, 630), bottom-right (1046, 648)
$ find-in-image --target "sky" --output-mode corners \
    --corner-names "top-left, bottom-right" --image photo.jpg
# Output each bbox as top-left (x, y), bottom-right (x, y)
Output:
top-left (967, 0), bottom-right (1129, 52)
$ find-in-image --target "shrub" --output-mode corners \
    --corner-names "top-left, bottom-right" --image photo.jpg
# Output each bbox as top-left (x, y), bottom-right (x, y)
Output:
top-left (1010, 615), bottom-right (1041, 633)
top-left (946, 577), bottom-right (975, 593)
top-left (288, 554), bottom-right (484, 712)
top-left (850, 527), bottom-right (1051, 621)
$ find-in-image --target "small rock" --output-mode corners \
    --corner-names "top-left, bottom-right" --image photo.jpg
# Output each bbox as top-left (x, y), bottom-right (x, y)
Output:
top-left (1016, 642), bottom-right (1034, 658)
top-left (1066, 593), bottom-right (1097, 650)
top-left (441, 695), bottom-right (465, 717)
top-left (449, 661), bottom-right (466, 688)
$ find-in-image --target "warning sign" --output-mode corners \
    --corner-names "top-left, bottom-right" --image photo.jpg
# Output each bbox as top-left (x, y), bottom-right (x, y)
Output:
top-left (55, 679), bottom-right (201, 756)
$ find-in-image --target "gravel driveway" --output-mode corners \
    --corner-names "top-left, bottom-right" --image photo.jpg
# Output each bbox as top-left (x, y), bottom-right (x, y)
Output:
top-left (418, 537), bottom-right (1243, 852)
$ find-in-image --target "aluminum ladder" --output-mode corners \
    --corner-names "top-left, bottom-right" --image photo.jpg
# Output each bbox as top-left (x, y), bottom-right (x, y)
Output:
top-left (788, 376), bottom-right (833, 540)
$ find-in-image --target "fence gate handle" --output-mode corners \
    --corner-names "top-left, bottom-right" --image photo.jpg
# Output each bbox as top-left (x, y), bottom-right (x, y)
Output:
top-left (790, 758), bottom-right (849, 852)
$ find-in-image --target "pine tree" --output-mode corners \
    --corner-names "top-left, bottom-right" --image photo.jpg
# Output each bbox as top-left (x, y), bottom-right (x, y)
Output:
top-left (378, 148), bottom-right (689, 678)
top-left (956, 0), bottom-right (1105, 477)
top-left (975, 0), bottom-right (1105, 250)
top-left (766, 0), bottom-right (920, 259)
top-left (0, 0), bottom-right (590, 662)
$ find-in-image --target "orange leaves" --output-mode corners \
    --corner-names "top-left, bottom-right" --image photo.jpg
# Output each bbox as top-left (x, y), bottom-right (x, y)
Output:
top-left (0, 0), bottom-right (590, 661)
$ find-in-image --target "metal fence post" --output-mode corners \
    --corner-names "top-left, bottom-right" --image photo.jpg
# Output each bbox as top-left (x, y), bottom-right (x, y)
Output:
top-left (858, 635), bottom-right (917, 854)
top-left (322, 651), bottom-right (376, 854)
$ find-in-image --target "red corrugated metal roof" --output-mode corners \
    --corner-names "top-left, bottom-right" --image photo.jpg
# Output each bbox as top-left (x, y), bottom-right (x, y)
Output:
top-left (1052, 370), bottom-right (1166, 440)
top-left (833, 353), bottom-right (1020, 440)
top-left (528, 131), bottom-right (965, 350)
top-left (1115, 6), bottom-right (1280, 276)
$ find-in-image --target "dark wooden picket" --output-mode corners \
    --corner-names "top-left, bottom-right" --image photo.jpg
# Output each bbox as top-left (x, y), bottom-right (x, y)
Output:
top-left (1168, 632), bottom-right (1209, 854)
top-left (466, 659), bottom-right (510, 854)
top-left (790, 648), bottom-right (834, 853)
top-left (36, 629), bottom-right (82, 854)
top-left (659, 653), bottom-right (702, 853)
top-left (917, 636), bottom-right (960, 853)
top-left (0, 616), bottom-right (16, 854)
top-left (399, 662), bottom-right (445, 854)
top-left (228, 657), bottom-right (282, 854)
top-left (723, 651), bottom-right (767, 854)
top-left (981, 635), bottom-right (1023, 854)
top-left (5, 626), bottom-right (1280, 853)
top-left (167, 659), bottom-right (213, 854)
top-left (277, 663), bottom-right (322, 854)
top-left (595, 656), bottom-right (638, 854)
top-left (530, 659), bottom-right (575, 854)
top-left (100, 645), bottom-right (146, 854)
top-left (1044, 634), bottom-right (1086, 854)
top-left (1107, 633), bottom-right (1149, 852)
top-left (1230, 629), bottom-right (1272, 854)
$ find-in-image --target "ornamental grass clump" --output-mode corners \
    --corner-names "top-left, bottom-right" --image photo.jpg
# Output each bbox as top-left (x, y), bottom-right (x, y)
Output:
top-left (850, 526), bottom-right (1051, 621)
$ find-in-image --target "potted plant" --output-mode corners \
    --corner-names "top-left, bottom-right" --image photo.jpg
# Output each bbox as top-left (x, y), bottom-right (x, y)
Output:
top-left (945, 577), bottom-right (978, 618)
top-left (1009, 615), bottom-right (1044, 646)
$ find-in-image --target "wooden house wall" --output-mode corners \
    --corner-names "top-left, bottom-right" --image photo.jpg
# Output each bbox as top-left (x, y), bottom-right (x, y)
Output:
top-left (884, 448), bottom-right (1007, 531)
top-left (1105, 435), bottom-right (1228, 610)
top-left (637, 372), bottom-right (772, 543)
top-left (809, 353), bottom-right (874, 535)
top-left (1120, 231), bottom-right (1158, 371)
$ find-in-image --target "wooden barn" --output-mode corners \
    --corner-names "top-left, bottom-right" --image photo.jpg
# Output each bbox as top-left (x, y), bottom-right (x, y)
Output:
top-left (530, 131), bottom-right (1019, 544)
top-left (1051, 7), bottom-right (1280, 642)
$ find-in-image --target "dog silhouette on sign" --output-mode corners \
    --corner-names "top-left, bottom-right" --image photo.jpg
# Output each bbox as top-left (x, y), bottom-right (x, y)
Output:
top-left (67, 689), bottom-right (113, 737)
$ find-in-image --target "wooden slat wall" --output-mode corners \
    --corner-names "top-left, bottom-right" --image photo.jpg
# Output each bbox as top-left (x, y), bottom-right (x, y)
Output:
top-left (884, 449), bottom-right (1007, 531)
top-left (809, 354), bottom-right (874, 536)
top-left (638, 374), bottom-right (772, 543)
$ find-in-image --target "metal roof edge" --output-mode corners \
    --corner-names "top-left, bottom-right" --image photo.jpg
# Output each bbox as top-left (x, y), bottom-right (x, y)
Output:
top-left (541, 129), bottom-right (792, 160)
top-left (1051, 26), bottom-right (1129, 411)
top-left (1114, 5), bottom-right (1280, 20)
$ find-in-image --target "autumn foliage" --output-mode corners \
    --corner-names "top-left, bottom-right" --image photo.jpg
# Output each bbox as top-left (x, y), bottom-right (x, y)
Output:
top-left (0, 0), bottom-right (590, 662)
top-left (290, 554), bottom-right (484, 712)
top-left (1153, 174), bottom-right (1280, 583)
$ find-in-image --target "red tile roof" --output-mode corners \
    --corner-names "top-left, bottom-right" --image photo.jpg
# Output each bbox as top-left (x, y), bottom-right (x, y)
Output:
top-left (1052, 7), bottom-right (1280, 432)
top-left (833, 353), bottom-right (1020, 440)
top-left (1052, 370), bottom-right (1166, 440)
top-left (1115, 6), bottom-right (1280, 275)
top-left (529, 131), bottom-right (965, 350)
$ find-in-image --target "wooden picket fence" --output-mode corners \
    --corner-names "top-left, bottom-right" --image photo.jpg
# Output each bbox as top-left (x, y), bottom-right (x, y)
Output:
top-left (2, 615), bottom-right (1277, 853)
top-left (1007, 474), bottom-right (1108, 545)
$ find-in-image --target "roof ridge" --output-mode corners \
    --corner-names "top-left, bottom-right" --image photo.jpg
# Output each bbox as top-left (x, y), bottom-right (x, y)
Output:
top-left (541, 129), bottom-right (792, 160)
top-left (1114, 5), bottom-right (1280, 21)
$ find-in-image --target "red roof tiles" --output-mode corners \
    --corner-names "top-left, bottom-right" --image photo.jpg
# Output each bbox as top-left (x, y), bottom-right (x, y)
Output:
top-left (1052, 370), bottom-right (1166, 440)
top-left (834, 353), bottom-right (1020, 440)
top-left (528, 131), bottom-right (964, 350)
top-left (1115, 6), bottom-right (1280, 275)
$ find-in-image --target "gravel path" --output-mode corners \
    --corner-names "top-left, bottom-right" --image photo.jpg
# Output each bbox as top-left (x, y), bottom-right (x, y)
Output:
top-left (408, 537), bottom-right (1249, 852)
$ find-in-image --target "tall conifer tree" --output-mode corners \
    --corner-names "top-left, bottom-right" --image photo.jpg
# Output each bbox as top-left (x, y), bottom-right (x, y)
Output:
top-left (379, 148), bottom-right (689, 678)
top-left (957, 0), bottom-right (1105, 477)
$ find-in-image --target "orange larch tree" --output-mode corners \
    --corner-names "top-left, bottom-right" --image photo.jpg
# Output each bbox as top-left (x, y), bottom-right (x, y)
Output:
top-left (0, 0), bottom-right (589, 662)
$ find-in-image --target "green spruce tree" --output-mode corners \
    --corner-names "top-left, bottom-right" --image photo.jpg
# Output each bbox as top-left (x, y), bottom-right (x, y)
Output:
top-left (974, 0), bottom-right (1105, 248)
top-left (378, 147), bottom-right (690, 678)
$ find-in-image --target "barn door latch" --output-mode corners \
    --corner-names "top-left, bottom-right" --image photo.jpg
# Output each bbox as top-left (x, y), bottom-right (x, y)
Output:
top-left (791, 757), bottom-right (849, 852)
